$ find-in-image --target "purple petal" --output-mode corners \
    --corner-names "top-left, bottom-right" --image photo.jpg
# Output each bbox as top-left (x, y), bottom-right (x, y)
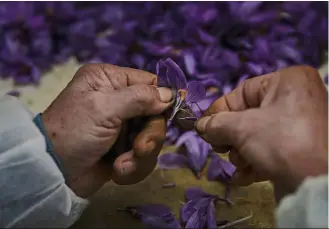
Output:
top-left (157, 153), bottom-right (189, 169)
top-left (248, 11), bottom-right (279, 24)
top-left (221, 50), bottom-right (240, 68)
top-left (230, 2), bottom-right (263, 18)
top-left (183, 51), bottom-right (196, 75)
top-left (276, 60), bottom-right (289, 70)
top-left (185, 209), bottom-right (206, 229)
top-left (165, 126), bottom-right (180, 144)
top-left (246, 62), bottom-right (263, 76)
top-left (180, 197), bottom-right (213, 224)
top-left (197, 29), bottom-right (216, 44)
top-left (222, 84), bottom-right (233, 95)
top-left (185, 81), bottom-right (206, 104)
top-left (176, 131), bottom-right (197, 148)
top-left (175, 132), bottom-right (209, 176)
top-left (141, 42), bottom-right (174, 56)
top-left (201, 77), bottom-right (221, 88)
top-left (274, 43), bottom-right (302, 62)
top-left (180, 3), bottom-right (217, 24)
top-left (165, 58), bottom-right (187, 90)
top-left (207, 155), bottom-right (236, 183)
top-left (190, 94), bottom-right (217, 116)
top-left (156, 58), bottom-right (187, 90)
top-left (185, 137), bottom-right (209, 174)
top-left (207, 201), bottom-right (217, 229)
top-left (298, 9), bottom-right (317, 33)
top-left (156, 59), bottom-right (171, 88)
top-left (180, 200), bottom-right (198, 224)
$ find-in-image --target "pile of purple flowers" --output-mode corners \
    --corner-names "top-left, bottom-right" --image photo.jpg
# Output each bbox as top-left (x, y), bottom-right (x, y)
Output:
top-left (0, 2), bottom-right (327, 88)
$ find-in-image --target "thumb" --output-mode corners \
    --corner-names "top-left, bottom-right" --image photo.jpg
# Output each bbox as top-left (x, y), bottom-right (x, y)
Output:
top-left (195, 111), bottom-right (247, 148)
top-left (109, 85), bottom-right (174, 120)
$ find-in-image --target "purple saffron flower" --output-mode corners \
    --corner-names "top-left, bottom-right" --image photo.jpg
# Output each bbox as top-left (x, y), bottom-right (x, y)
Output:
top-left (0, 2), bottom-right (326, 151)
top-left (183, 51), bottom-right (197, 76)
top-left (156, 58), bottom-right (206, 121)
top-left (181, 196), bottom-right (215, 227)
top-left (158, 132), bottom-right (210, 178)
top-left (207, 154), bottom-right (236, 184)
top-left (180, 187), bottom-right (232, 228)
top-left (180, 2), bottom-right (217, 24)
top-left (120, 204), bottom-right (181, 229)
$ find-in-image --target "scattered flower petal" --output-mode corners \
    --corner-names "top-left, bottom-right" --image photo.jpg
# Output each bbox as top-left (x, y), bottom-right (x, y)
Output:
top-left (207, 154), bottom-right (236, 183)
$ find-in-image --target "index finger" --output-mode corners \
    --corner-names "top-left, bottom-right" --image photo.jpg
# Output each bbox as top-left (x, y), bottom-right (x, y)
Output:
top-left (205, 72), bottom-right (273, 116)
top-left (76, 63), bottom-right (158, 89)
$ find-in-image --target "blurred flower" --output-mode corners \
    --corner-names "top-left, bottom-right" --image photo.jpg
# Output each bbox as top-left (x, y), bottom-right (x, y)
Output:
top-left (158, 131), bottom-right (210, 179)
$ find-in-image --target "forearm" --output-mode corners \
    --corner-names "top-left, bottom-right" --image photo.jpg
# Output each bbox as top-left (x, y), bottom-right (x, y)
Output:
top-left (0, 96), bottom-right (88, 228)
top-left (276, 175), bottom-right (328, 228)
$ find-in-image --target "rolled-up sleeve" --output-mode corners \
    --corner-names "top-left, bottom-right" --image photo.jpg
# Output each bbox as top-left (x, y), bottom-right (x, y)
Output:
top-left (0, 96), bottom-right (89, 228)
top-left (276, 175), bottom-right (328, 228)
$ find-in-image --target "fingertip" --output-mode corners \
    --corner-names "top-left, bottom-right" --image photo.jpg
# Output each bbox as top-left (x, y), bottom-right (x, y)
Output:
top-left (112, 151), bottom-right (136, 176)
top-left (156, 87), bottom-right (175, 103)
top-left (134, 138), bottom-right (157, 158)
top-left (195, 116), bottom-right (212, 135)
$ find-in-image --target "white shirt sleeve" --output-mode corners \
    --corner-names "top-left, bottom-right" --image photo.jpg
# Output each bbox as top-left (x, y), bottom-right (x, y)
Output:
top-left (276, 175), bottom-right (328, 228)
top-left (0, 96), bottom-right (89, 228)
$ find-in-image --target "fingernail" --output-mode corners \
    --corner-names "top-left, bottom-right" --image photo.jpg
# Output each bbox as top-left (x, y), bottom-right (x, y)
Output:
top-left (120, 161), bottom-right (136, 175)
top-left (195, 116), bottom-right (211, 134)
top-left (157, 87), bottom-right (174, 103)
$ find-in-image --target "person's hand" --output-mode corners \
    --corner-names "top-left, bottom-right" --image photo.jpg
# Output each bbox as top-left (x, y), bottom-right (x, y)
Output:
top-left (41, 64), bottom-right (173, 198)
top-left (195, 66), bottom-right (328, 196)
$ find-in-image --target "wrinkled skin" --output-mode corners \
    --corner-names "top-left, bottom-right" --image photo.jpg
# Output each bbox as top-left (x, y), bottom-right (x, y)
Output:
top-left (42, 64), bottom-right (173, 198)
top-left (196, 66), bottom-right (328, 199)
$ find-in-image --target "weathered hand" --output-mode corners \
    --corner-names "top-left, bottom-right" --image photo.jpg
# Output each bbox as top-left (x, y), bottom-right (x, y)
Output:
top-left (196, 66), bottom-right (328, 196)
top-left (42, 64), bottom-right (173, 197)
